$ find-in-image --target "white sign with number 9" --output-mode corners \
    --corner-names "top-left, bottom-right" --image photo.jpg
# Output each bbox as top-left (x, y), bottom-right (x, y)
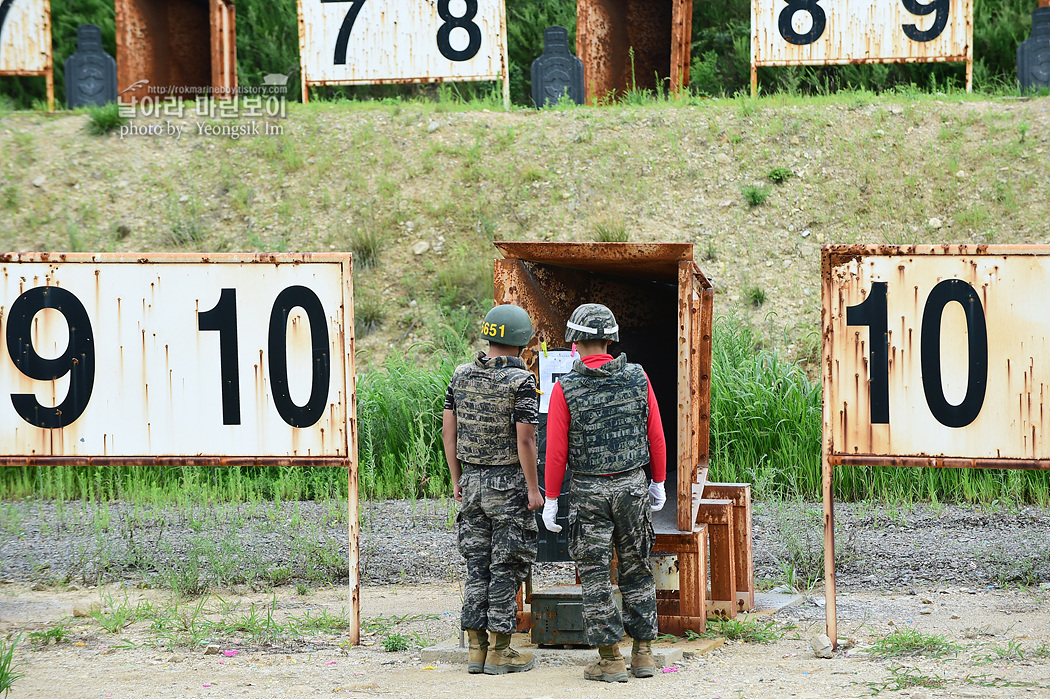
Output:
top-left (752, 0), bottom-right (972, 66)
top-left (298, 0), bottom-right (507, 84)
top-left (0, 255), bottom-right (354, 460)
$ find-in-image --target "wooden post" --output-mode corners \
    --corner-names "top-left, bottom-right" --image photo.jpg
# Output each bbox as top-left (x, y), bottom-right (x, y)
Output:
top-left (676, 262), bottom-right (694, 532)
top-left (499, 1), bottom-right (510, 110)
top-left (43, 0), bottom-right (54, 111)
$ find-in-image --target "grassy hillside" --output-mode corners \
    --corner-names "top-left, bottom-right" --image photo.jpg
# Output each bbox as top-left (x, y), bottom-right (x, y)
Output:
top-left (2, 93), bottom-right (1047, 372)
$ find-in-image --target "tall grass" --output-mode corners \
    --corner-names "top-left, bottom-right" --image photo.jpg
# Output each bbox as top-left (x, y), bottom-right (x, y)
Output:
top-left (4, 316), bottom-right (1050, 505)
top-left (709, 316), bottom-right (822, 498)
top-left (710, 316), bottom-right (1050, 505)
top-left (357, 352), bottom-right (457, 500)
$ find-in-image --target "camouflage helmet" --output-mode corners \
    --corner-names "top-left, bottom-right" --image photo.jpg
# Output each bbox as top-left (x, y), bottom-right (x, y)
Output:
top-left (564, 303), bottom-right (619, 343)
top-left (482, 304), bottom-right (534, 347)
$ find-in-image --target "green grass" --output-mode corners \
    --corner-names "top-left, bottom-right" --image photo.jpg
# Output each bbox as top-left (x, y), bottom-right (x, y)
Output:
top-left (868, 627), bottom-right (961, 658)
top-left (867, 666), bottom-right (948, 695)
top-left (84, 103), bottom-right (128, 136)
top-left (741, 183), bottom-right (771, 207)
top-left (28, 623), bottom-right (69, 648)
top-left (703, 617), bottom-right (784, 643)
top-left (0, 634), bottom-right (22, 698)
top-left (593, 218), bottom-right (630, 242)
top-left (349, 227), bottom-right (383, 269)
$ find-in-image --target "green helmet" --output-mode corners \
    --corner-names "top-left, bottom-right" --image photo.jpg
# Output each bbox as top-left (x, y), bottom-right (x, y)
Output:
top-left (565, 303), bottom-right (619, 343)
top-left (482, 304), bottom-right (534, 347)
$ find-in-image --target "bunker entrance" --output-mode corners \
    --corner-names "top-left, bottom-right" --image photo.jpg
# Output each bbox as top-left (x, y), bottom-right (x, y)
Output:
top-left (493, 242), bottom-right (712, 543)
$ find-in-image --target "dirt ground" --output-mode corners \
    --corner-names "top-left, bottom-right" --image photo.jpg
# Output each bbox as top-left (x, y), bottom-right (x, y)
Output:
top-left (3, 580), bottom-right (1050, 698)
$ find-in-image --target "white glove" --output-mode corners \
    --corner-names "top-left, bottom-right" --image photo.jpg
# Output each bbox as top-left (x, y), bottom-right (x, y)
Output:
top-left (649, 480), bottom-right (666, 512)
top-left (542, 497), bottom-right (562, 532)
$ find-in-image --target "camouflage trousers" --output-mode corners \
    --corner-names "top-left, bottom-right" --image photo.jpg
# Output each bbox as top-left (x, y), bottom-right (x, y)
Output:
top-left (457, 464), bottom-right (538, 635)
top-left (568, 468), bottom-right (657, 647)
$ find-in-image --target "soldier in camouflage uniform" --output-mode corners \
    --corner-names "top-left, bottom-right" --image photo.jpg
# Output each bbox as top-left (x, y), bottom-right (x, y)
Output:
top-left (541, 303), bottom-right (668, 683)
top-left (441, 304), bottom-right (543, 675)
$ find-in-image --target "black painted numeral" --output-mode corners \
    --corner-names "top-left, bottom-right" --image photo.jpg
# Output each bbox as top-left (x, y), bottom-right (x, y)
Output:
top-left (437, 0), bottom-right (482, 62)
top-left (6, 287), bottom-right (95, 429)
top-left (846, 282), bottom-right (889, 424)
top-left (920, 279), bottom-right (987, 428)
top-left (845, 279), bottom-right (988, 429)
top-left (268, 286), bottom-right (331, 428)
top-left (321, 0), bottom-right (366, 65)
top-left (0, 0), bottom-right (15, 44)
top-left (778, 0), bottom-right (826, 46)
top-left (901, 0), bottom-right (949, 43)
top-left (198, 288), bottom-right (241, 425)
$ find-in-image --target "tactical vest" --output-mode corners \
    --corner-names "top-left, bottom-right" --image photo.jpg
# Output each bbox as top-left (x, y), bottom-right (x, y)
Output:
top-left (560, 354), bottom-right (650, 476)
top-left (450, 353), bottom-right (532, 466)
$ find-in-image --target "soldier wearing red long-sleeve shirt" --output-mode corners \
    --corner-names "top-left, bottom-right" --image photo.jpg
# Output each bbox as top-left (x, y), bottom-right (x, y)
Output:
top-left (541, 303), bottom-right (667, 683)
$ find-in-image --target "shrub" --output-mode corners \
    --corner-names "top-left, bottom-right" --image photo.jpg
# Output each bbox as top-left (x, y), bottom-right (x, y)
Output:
top-left (84, 102), bottom-right (127, 136)
top-left (767, 167), bottom-right (793, 184)
top-left (741, 184), bottom-right (771, 207)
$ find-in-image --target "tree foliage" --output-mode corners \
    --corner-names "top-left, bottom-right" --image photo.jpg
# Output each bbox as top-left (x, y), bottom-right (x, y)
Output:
top-left (0, 0), bottom-right (1038, 108)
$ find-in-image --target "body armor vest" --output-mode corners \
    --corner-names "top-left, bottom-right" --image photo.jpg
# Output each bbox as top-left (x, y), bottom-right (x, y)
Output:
top-left (560, 354), bottom-right (650, 476)
top-left (450, 353), bottom-right (531, 466)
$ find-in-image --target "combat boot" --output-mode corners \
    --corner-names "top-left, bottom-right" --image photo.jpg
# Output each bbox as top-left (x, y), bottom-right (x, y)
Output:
top-left (483, 632), bottom-right (535, 674)
top-left (630, 638), bottom-right (656, 678)
top-left (465, 629), bottom-right (488, 674)
top-left (584, 645), bottom-right (629, 683)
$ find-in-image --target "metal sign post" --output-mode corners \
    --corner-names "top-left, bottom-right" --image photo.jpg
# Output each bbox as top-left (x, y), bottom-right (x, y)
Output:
top-left (297, 0), bottom-right (510, 109)
top-left (0, 0), bottom-right (54, 110)
top-left (0, 253), bottom-right (360, 643)
top-left (821, 245), bottom-right (1050, 648)
top-left (751, 0), bottom-right (973, 96)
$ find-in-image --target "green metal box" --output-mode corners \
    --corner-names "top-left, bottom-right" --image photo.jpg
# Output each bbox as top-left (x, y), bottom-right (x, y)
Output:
top-left (530, 584), bottom-right (622, 646)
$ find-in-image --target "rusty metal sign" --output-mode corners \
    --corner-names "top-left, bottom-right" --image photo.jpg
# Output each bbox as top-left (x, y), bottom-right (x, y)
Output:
top-left (0, 253), bottom-right (355, 463)
top-left (821, 244), bottom-right (1050, 652)
top-left (296, 0), bottom-right (510, 106)
top-left (823, 245), bottom-right (1050, 467)
top-left (751, 0), bottom-right (973, 93)
top-left (0, 0), bottom-right (54, 109)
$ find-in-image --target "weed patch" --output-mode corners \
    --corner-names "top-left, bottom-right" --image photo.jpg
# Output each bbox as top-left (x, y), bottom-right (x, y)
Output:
top-left (741, 183), bottom-right (771, 206)
top-left (0, 633), bottom-right (22, 697)
top-left (868, 627), bottom-right (961, 658)
top-left (84, 103), bottom-right (128, 136)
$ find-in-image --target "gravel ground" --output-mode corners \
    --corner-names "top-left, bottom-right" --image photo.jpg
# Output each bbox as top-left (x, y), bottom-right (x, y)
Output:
top-left (3, 498), bottom-right (1050, 592)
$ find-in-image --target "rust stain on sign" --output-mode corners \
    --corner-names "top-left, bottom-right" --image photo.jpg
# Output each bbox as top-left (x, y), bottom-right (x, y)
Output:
top-left (823, 244), bottom-right (1050, 466)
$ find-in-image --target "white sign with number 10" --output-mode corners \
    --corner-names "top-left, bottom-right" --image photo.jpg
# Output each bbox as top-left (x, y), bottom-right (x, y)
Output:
top-left (298, 0), bottom-right (507, 85)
